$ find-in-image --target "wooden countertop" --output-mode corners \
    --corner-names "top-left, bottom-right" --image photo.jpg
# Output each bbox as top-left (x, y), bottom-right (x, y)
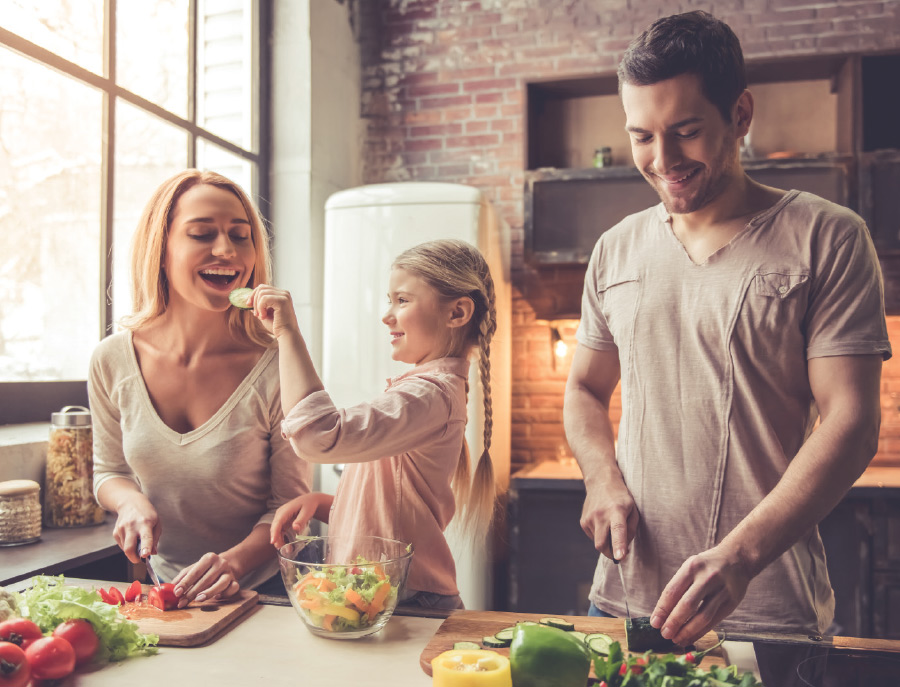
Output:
top-left (1, 518), bottom-right (118, 585)
top-left (7, 577), bottom-right (440, 686)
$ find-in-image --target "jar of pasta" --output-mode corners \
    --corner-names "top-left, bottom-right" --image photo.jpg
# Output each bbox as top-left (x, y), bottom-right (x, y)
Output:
top-left (0, 479), bottom-right (41, 545)
top-left (45, 405), bottom-right (105, 528)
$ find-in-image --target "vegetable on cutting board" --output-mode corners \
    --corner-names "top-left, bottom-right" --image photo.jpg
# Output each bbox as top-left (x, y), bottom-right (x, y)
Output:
top-left (508, 622), bottom-right (591, 687)
top-left (625, 616), bottom-right (678, 653)
top-left (431, 649), bottom-right (512, 686)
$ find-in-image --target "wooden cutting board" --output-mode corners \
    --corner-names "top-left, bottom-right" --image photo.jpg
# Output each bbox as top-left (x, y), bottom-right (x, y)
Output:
top-left (116, 585), bottom-right (259, 647)
top-left (419, 610), bottom-right (725, 677)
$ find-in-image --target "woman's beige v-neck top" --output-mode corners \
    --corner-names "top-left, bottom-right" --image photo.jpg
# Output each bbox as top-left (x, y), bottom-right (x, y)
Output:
top-left (89, 331), bottom-right (311, 589)
top-left (577, 190), bottom-right (891, 634)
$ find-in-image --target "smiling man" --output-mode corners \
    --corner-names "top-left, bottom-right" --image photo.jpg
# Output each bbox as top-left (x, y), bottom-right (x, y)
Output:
top-left (563, 11), bottom-right (891, 685)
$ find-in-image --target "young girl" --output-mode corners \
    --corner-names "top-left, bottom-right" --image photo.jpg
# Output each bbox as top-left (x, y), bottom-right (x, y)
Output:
top-left (91, 170), bottom-right (311, 606)
top-left (255, 239), bottom-right (498, 609)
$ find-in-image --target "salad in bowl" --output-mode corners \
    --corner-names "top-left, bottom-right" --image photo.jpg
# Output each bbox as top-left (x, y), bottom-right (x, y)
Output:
top-left (277, 536), bottom-right (413, 639)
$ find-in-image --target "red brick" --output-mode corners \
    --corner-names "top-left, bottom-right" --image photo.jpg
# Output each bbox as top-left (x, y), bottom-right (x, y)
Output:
top-left (463, 77), bottom-right (518, 92)
top-left (405, 137), bottom-right (444, 152)
top-left (436, 163), bottom-right (472, 177)
top-left (445, 106), bottom-right (475, 121)
top-left (474, 105), bottom-right (499, 118)
top-left (456, 25), bottom-right (494, 41)
top-left (465, 120), bottom-right (490, 133)
top-left (491, 118), bottom-right (517, 133)
top-left (439, 66), bottom-right (497, 81)
top-left (475, 92), bottom-right (504, 104)
top-left (403, 71), bottom-right (440, 86)
top-left (418, 94), bottom-right (473, 110)
top-left (407, 82), bottom-right (461, 97)
top-left (408, 123), bottom-right (462, 138)
top-left (403, 110), bottom-right (443, 125)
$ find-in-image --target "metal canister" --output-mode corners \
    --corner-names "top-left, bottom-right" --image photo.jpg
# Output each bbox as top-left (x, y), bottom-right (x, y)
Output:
top-left (593, 146), bottom-right (612, 168)
top-left (45, 405), bottom-right (105, 527)
top-left (0, 479), bottom-right (41, 545)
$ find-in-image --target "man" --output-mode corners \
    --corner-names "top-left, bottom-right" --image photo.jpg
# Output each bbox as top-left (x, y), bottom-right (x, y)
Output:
top-left (564, 10), bottom-right (890, 681)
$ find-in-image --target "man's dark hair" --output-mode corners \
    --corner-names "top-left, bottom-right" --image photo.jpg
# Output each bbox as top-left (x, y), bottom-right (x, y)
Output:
top-left (617, 11), bottom-right (747, 123)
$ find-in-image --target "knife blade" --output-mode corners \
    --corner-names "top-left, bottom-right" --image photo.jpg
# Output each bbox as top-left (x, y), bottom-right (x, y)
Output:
top-left (613, 556), bottom-right (631, 620)
top-left (138, 540), bottom-right (162, 588)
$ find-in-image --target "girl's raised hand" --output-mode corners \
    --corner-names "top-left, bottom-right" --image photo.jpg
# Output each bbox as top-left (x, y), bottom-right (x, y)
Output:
top-left (270, 492), bottom-right (334, 547)
top-left (250, 284), bottom-right (301, 340)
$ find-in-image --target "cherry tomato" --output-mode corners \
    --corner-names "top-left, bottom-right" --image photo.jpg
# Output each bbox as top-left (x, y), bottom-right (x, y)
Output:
top-left (52, 620), bottom-right (99, 667)
top-left (107, 586), bottom-right (125, 606)
top-left (147, 583), bottom-right (178, 611)
top-left (96, 587), bottom-right (115, 605)
top-left (0, 641), bottom-right (30, 687)
top-left (0, 619), bottom-right (42, 651)
top-left (684, 651), bottom-right (696, 663)
top-left (124, 579), bottom-right (143, 603)
top-left (24, 636), bottom-right (76, 681)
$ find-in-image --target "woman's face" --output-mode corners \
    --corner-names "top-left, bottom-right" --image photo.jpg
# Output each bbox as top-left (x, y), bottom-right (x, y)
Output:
top-left (163, 184), bottom-right (256, 313)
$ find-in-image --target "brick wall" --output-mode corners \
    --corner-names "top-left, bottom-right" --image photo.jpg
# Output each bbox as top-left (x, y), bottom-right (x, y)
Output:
top-left (357, 0), bottom-right (900, 472)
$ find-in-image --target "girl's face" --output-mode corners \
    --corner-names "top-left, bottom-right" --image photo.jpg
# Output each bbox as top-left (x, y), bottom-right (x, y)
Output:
top-left (382, 268), bottom-right (453, 365)
top-left (163, 184), bottom-right (256, 313)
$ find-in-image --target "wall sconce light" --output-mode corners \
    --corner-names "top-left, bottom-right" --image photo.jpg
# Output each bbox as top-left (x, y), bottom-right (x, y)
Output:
top-left (551, 326), bottom-right (568, 368)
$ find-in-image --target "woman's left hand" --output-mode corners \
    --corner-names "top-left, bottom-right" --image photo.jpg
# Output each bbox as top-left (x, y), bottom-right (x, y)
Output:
top-left (170, 553), bottom-right (241, 608)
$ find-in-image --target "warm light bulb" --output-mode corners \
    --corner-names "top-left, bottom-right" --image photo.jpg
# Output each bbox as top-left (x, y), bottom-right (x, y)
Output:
top-left (554, 338), bottom-right (568, 358)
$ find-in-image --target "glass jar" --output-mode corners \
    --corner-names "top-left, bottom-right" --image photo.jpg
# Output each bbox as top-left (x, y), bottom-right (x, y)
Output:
top-left (593, 146), bottom-right (612, 168)
top-left (45, 405), bottom-right (106, 527)
top-left (0, 479), bottom-right (41, 546)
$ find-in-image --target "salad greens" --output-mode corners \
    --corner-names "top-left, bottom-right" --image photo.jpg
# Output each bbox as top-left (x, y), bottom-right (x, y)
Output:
top-left (592, 640), bottom-right (763, 686)
top-left (13, 575), bottom-right (158, 662)
top-left (293, 558), bottom-right (397, 633)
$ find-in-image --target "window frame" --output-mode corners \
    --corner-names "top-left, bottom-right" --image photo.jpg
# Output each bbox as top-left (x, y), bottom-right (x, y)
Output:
top-left (0, 0), bottom-right (271, 425)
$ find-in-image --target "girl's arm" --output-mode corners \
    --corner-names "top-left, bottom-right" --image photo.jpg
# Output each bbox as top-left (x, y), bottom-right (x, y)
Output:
top-left (250, 285), bottom-right (324, 414)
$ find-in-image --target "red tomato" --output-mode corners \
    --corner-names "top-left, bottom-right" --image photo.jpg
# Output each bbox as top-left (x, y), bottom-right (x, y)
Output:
top-left (0, 619), bottom-right (42, 651)
top-left (96, 587), bottom-right (115, 605)
top-left (0, 641), bottom-right (30, 687)
top-left (147, 583), bottom-right (178, 611)
top-left (24, 636), bottom-right (76, 680)
top-left (107, 586), bottom-right (125, 606)
top-left (52, 620), bottom-right (99, 667)
top-left (124, 579), bottom-right (143, 603)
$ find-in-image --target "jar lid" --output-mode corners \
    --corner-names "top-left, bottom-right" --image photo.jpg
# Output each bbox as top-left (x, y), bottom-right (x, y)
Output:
top-left (0, 479), bottom-right (40, 497)
top-left (51, 405), bottom-right (91, 426)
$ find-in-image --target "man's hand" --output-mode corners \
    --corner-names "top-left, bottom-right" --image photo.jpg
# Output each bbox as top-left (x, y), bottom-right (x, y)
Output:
top-left (581, 473), bottom-right (639, 561)
top-left (649, 543), bottom-right (752, 646)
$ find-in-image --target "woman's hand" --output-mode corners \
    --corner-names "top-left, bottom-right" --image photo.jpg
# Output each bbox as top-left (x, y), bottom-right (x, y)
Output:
top-left (171, 553), bottom-right (241, 608)
top-left (249, 284), bottom-right (301, 341)
top-left (270, 492), bottom-right (334, 548)
top-left (112, 494), bottom-right (162, 565)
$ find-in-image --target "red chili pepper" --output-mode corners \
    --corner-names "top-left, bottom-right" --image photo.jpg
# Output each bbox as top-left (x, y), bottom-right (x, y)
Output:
top-left (599, 682), bottom-right (608, 687)
top-left (619, 663), bottom-right (628, 676)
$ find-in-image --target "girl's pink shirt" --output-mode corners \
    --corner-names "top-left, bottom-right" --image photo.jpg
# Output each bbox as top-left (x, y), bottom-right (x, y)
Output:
top-left (280, 357), bottom-right (470, 595)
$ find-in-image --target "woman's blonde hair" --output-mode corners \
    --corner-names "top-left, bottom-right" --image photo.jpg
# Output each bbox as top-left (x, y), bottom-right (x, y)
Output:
top-left (119, 169), bottom-right (273, 347)
top-left (392, 239), bottom-right (498, 537)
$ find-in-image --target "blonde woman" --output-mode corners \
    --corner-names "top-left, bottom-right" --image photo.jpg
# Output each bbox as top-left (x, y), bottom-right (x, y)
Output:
top-left (90, 170), bottom-right (311, 606)
top-left (261, 239), bottom-right (498, 610)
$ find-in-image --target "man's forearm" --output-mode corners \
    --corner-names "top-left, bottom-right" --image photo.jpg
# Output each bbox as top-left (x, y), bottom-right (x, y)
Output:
top-left (563, 382), bottom-right (620, 488)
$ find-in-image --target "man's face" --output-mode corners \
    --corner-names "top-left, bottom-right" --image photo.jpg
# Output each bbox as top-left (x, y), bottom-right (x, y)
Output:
top-left (622, 72), bottom-right (747, 216)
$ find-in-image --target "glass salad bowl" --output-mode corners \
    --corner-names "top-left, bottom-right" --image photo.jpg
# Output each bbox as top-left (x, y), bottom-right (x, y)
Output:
top-left (277, 535), bottom-right (414, 639)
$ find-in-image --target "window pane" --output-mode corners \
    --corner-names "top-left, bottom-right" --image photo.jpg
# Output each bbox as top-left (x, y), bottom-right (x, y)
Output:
top-left (117, 0), bottom-right (189, 117)
top-left (1, 0), bottom-right (103, 75)
top-left (197, 0), bottom-right (256, 149)
top-left (0, 48), bottom-right (102, 382)
top-left (197, 139), bottom-right (254, 197)
top-left (111, 102), bottom-right (189, 328)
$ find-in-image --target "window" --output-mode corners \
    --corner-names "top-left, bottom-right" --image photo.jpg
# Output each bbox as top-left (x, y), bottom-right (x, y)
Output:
top-left (0, 0), bottom-right (268, 424)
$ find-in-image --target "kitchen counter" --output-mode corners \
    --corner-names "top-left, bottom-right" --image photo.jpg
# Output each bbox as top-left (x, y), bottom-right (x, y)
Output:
top-left (8, 578), bottom-right (440, 686)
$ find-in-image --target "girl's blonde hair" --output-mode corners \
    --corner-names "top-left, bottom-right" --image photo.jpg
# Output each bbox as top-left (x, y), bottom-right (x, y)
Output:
top-left (392, 239), bottom-right (498, 537)
top-left (119, 169), bottom-right (273, 348)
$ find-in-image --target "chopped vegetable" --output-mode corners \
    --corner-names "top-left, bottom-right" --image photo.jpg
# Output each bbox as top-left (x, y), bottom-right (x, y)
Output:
top-left (13, 575), bottom-right (157, 662)
top-left (509, 623), bottom-right (591, 687)
top-left (431, 649), bottom-right (512, 685)
top-left (228, 287), bottom-right (253, 309)
top-left (0, 588), bottom-right (17, 622)
top-left (124, 580), bottom-right (142, 604)
top-left (291, 558), bottom-right (399, 633)
top-left (147, 585), bottom-right (177, 612)
top-left (625, 616), bottom-right (678, 653)
top-left (453, 641), bottom-right (481, 650)
top-left (539, 617), bottom-right (575, 632)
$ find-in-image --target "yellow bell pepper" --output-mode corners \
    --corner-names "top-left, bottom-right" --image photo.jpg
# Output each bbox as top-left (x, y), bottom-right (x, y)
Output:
top-left (431, 649), bottom-right (512, 686)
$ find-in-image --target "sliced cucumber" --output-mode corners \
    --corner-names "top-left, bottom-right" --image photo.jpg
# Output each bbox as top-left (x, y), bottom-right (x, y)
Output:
top-left (586, 632), bottom-right (614, 655)
top-left (494, 627), bottom-right (516, 642)
top-left (482, 635), bottom-right (508, 648)
top-left (228, 287), bottom-right (253, 309)
top-left (539, 617), bottom-right (575, 631)
top-left (569, 630), bottom-right (587, 644)
top-left (453, 641), bottom-right (481, 650)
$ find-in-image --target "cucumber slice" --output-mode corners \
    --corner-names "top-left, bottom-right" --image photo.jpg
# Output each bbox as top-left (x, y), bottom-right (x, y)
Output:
top-left (569, 630), bottom-right (587, 644)
top-left (586, 632), bottom-right (614, 655)
top-left (539, 617), bottom-right (575, 631)
top-left (228, 287), bottom-right (253, 309)
top-left (453, 641), bottom-right (481, 650)
top-left (493, 627), bottom-right (516, 642)
top-left (482, 635), bottom-right (508, 648)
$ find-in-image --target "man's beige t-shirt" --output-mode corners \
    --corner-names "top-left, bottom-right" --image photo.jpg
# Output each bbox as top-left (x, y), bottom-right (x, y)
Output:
top-left (576, 190), bottom-right (891, 634)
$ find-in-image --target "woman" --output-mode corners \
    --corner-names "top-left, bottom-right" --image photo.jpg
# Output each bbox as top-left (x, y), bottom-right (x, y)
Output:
top-left (90, 170), bottom-right (311, 605)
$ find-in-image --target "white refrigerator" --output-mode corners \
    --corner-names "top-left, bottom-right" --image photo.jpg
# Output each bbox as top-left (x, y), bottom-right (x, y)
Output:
top-left (318, 182), bottom-right (511, 610)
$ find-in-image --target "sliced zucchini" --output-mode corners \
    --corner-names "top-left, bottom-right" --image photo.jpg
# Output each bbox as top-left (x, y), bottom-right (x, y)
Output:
top-left (482, 635), bottom-right (509, 648)
top-left (539, 617), bottom-right (575, 631)
top-left (586, 632), bottom-right (614, 655)
top-left (494, 627), bottom-right (516, 642)
top-left (453, 641), bottom-right (481, 650)
top-left (569, 630), bottom-right (587, 644)
top-left (228, 287), bottom-right (253, 309)
top-left (625, 616), bottom-right (678, 652)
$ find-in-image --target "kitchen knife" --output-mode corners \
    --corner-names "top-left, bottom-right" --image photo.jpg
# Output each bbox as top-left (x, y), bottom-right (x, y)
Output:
top-left (613, 555), bottom-right (631, 620)
top-left (139, 540), bottom-right (163, 588)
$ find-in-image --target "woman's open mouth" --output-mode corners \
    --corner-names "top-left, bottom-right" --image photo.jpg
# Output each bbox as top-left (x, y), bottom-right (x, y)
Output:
top-left (199, 268), bottom-right (239, 289)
